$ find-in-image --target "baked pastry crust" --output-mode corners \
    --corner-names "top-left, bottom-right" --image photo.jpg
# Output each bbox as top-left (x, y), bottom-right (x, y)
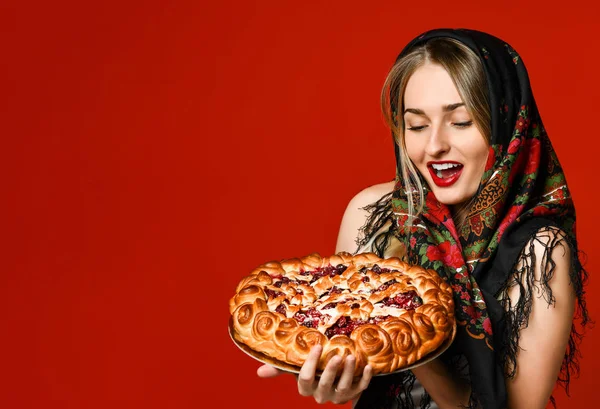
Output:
top-left (229, 252), bottom-right (455, 375)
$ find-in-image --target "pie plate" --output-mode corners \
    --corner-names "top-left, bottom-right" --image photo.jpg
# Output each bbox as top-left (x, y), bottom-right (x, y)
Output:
top-left (228, 317), bottom-right (456, 377)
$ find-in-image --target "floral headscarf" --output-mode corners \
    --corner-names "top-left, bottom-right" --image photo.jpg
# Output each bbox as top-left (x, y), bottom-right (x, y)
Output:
top-left (356, 28), bottom-right (589, 409)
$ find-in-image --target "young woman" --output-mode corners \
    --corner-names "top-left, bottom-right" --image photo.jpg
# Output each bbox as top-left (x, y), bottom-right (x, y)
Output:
top-left (257, 28), bottom-right (589, 409)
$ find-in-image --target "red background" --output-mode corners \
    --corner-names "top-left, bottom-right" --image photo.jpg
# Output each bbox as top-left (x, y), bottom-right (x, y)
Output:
top-left (2, 1), bottom-right (599, 408)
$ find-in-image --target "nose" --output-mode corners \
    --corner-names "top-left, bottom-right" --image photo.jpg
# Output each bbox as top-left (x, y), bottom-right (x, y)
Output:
top-left (424, 124), bottom-right (450, 157)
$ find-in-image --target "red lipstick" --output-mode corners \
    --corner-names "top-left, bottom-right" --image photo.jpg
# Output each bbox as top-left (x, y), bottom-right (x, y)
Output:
top-left (427, 162), bottom-right (463, 187)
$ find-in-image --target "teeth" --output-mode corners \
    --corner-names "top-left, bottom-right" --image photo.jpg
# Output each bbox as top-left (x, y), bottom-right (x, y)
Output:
top-left (431, 163), bottom-right (461, 170)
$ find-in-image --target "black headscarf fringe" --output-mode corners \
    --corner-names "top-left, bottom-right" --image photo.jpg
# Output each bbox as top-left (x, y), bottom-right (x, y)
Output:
top-left (496, 226), bottom-right (591, 407)
top-left (356, 190), bottom-right (399, 258)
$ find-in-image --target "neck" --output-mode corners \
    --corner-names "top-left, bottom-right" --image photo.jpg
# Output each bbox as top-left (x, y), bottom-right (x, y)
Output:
top-left (449, 203), bottom-right (469, 233)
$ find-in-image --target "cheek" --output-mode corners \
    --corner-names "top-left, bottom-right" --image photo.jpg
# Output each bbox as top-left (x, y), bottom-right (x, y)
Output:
top-left (466, 142), bottom-right (490, 178)
top-left (404, 136), bottom-right (424, 165)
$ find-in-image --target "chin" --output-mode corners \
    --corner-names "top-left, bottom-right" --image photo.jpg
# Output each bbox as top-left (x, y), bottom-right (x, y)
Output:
top-left (439, 199), bottom-right (466, 207)
top-left (431, 192), bottom-right (471, 207)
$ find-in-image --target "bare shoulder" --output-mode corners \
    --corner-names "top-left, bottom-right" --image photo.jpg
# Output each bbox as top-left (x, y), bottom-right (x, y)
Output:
top-left (508, 224), bottom-right (574, 309)
top-left (518, 225), bottom-right (572, 281)
top-left (335, 181), bottom-right (395, 253)
top-left (346, 181), bottom-right (395, 211)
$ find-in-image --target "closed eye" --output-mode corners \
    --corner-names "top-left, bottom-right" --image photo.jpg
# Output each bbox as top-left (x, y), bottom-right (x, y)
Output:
top-left (407, 121), bottom-right (473, 132)
top-left (406, 125), bottom-right (427, 132)
top-left (454, 121), bottom-right (473, 128)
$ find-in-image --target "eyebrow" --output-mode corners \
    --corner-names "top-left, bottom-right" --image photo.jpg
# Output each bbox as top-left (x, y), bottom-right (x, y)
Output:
top-left (403, 103), bottom-right (465, 116)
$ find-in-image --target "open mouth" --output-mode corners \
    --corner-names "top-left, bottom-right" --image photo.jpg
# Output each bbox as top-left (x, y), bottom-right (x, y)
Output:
top-left (428, 163), bottom-right (463, 187)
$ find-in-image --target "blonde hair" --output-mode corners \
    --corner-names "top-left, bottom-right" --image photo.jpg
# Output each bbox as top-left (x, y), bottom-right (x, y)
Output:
top-left (381, 37), bottom-right (491, 232)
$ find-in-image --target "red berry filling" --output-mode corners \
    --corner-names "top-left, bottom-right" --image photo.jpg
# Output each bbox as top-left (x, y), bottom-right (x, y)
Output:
top-left (264, 288), bottom-right (284, 299)
top-left (266, 262), bottom-right (420, 337)
top-left (273, 276), bottom-right (291, 288)
top-left (293, 308), bottom-right (331, 329)
top-left (373, 279), bottom-right (398, 292)
top-left (359, 264), bottom-right (398, 274)
top-left (299, 264), bottom-right (348, 283)
top-left (324, 315), bottom-right (392, 338)
top-left (318, 286), bottom-right (343, 299)
top-left (380, 291), bottom-right (422, 310)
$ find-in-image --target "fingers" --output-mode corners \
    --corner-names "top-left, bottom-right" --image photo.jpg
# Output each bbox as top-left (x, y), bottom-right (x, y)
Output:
top-left (356, 364), bottom-right (373, 392)
top-left (293, 348), bottom-right (373, 405)
top-left (297, 345), bottom-right (322, 396)
top-left (314, 355), bottom-right (343, 403)
top-left (334, 355), bottom-right (356, 396)
top-left (256, 364), bottom-right (283, 378)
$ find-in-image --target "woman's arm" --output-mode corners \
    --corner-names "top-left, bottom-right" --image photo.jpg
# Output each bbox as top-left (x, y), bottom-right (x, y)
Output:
top-left (410, 360), bottom-right (472, 408)
top-left (504, 227), bottom-right (576, 409)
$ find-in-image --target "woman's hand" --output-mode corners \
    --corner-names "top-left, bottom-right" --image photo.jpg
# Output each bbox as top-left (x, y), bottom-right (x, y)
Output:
top-left (298, 345), bottom-right (373, 404)
top-left (256, 364), bottom-right (284, 378)
top-left (257, 345), bottom-right (373, 405)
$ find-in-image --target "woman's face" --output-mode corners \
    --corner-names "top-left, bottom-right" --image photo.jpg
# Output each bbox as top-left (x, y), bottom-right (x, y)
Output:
top-left (403, 62), bottom-right (489, 211)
